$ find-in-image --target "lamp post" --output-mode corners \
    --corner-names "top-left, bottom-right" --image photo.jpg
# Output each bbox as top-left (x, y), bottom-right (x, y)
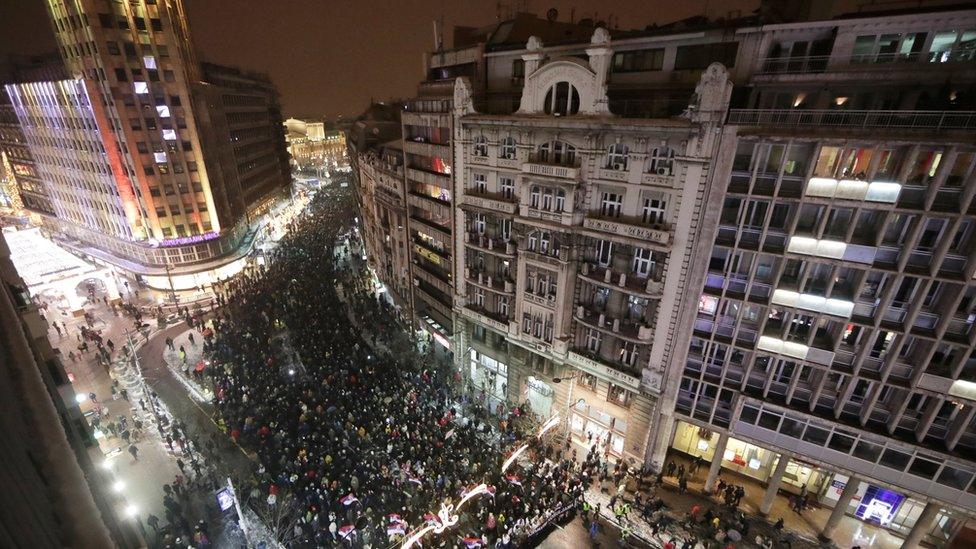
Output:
top-left (163, 263), bottom-right (177, 305)
top-left (551, 372), bottom-right (586, 454)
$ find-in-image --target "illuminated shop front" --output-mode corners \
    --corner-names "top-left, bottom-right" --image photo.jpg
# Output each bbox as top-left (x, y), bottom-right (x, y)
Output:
top-left (469, 348), bottom-right (508, 413)
top-left (524, 375), bottom-right (553, 419)
top-left (570, 391), bottom-right (627, 457)
top-left (670, 420), bottom-right (964, 543)
top-left (141, 256), bottom-right (248, 291)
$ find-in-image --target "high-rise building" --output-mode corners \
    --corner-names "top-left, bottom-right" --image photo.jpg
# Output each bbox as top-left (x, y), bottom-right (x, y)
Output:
top-left (354, 4), bottom-right (976, 546)
top-left (0, 230), bottom-right (134, 547)
top-left (1, 0), bottom-right (290, 289)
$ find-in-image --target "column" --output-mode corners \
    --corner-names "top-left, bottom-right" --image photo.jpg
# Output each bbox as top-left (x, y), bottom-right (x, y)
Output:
top-left (901, 502), bottom-right (940, 549)
top-left (819, 476), bottom-right (860, 542)
top-left (759, 453), bottom-right (791, 516)
top-left (703, 432), bottom-right (729, 494)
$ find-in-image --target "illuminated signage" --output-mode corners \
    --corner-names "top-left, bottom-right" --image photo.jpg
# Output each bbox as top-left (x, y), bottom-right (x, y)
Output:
top-left (153, 231), bottom-right (220, 247)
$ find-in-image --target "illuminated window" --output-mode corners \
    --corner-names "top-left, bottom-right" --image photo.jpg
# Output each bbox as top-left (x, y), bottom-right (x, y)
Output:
top-left (153, 152), bottom-right (167, 163)
top-left (156, 105), bottom-right (170, 118)
top-left (134, 81), bottom-right (149, 94)
top-left (143, 56), bottom-right (156, 69)
top-left (162, 129), bottom-right (177, 140)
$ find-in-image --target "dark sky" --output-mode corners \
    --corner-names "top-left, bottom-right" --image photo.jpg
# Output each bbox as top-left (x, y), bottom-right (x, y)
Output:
top-left (12, 0), bottom-right (898, 119)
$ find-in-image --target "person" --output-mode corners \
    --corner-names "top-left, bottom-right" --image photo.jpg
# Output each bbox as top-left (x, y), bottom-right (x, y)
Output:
top-left (128, 444), bottom-right (139, 461)
top-left (147, 513), bottom-right (160, 533)
top-left (588, 519), bottom-right (599, 540)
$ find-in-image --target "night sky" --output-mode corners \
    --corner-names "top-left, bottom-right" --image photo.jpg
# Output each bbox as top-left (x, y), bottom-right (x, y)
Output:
top-left (5, 0), bottom-right (894, 119)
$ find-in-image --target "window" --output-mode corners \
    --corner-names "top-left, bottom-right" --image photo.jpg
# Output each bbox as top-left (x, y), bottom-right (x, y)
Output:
top-left (133, 81), bottom-right (149, 94)
top-left (641, 197), bottom-right (666, 225)
top-left (633, 248), bottom-right (653, 277)
top-left (608, 384), bottom-right (632, 407)
top-left (500, 219), bottom-right (512, 241)
top-left (500, 177), bottom-right (514, 199)
top-left (512, 59), bottom-right (525, 79)
top-left (156, 105), bottom-right (170, 118)
top-left (136, 142), bottom-right (149, 154)
top-left (473, 213), bottom-right (486, 234)
top-left (530, 186), bottom-right (540, 208)
top-left (600, 192), bottom-right (623, 218)
top-left (612, 48), bottom-right (665, 72)
top-left (106, 41), bottom-right (120, 55)
top-left (542, 189), bottom-right (553, 211)
top-left (606, 143), bottom-right (629, 170)
top-left (555, 189), bottom-right (565, 212)
top-left (499, 137), bottom-right (517, 159)
top-left (499, 296), bottom-right (509, 317)
top-left (143, 55), bottom-right (157, 69)
top-left (162, 129), bottom-right (177, 140)
top-left (674, 42), bottom-right (738, 70)
top-left (648, 147), bottom-right (674, 175)
top-left (586, 328), bottom-right (602, 352)
top-left (597, 239), bottom-right (613, 266)
top-left (98, 13), bottom-right (113, 28)
top-left (538, 141), bottom-right (576, 165)
top-left (472, 136), bottom-right (488, 157)
top-left (473, 172), bottom-right (487, 193)
top-left (543, 81), bottom-right (580, 116)
top-left (475, 288), bottom-right (485, 307)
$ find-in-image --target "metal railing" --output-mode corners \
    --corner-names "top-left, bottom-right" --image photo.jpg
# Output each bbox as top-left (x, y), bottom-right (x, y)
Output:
top-left (759, 55), bottom-right (831, 74)
top-left (727, 108), bottom-right (976, 131)
top-left (758, 50), bottom-right (976, 74)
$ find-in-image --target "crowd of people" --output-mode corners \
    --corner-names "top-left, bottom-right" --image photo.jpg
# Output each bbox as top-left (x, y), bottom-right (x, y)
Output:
top-left (197, 188), bottom-right (609, 548)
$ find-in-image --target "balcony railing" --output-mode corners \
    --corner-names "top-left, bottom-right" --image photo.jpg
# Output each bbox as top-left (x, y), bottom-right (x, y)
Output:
top-left (728, 109), bottom-right (976, 131)
top-left (759, 55), bottom-right (831, 74)
top-left (575, 306), bottom-right (652, 343)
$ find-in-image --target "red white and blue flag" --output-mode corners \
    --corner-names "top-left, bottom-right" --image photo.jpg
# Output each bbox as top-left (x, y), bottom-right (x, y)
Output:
top-left (462, 537), bottom-right (484, 548)
top-left (339, 493), bottom-right (358, 506)
top-left (387, 521), bottom-right (407, 536)
top-left (338, 524), bottom-right (356, 538)
top-left (407, 475), bottom-right (423, 486)
top-left (387, 513), bottom-right (402, 523)
top-left (423, 513), bottom-right (441, 526)
top-left (505, 474), bottom-right (522, 486)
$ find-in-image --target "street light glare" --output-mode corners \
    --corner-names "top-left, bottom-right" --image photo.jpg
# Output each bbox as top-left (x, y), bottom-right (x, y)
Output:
top-left (288, 369), bottom-right (295, 375)
top-left (125, 504), bottom-right (138, 517)
top-left (75, 393), bottom-right (88, 404)
top-left (112, 480), bottom-right (125, 492)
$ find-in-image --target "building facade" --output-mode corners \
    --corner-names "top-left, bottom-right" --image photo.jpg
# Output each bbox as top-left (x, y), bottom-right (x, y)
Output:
top-left (0, 229), bottom-right (134, 547)
top-left (1, 0), bottom-right (289, 288)
top-left (285, 117), bottom-right (347, 173)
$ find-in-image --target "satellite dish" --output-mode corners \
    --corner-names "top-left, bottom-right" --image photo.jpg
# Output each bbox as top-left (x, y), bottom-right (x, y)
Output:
top-left (546, 8), bottom-right (558, 21)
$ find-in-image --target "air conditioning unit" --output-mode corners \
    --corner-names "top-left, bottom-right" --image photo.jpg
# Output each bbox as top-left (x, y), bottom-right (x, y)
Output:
top-left (613, 163), bottom-right (623, 170)
top-left (503, 153), bottom-right (515, 160)
top-left (656, 167), bottom-right (669, 176)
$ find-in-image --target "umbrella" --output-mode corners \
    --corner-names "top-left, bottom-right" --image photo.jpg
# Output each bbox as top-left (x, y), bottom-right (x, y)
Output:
top-left (726, 529), bottom-right (742, 542)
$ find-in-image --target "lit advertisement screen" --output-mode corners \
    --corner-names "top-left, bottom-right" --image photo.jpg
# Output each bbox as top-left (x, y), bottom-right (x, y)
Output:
top-left (855, 485), bottom-right (904, 525)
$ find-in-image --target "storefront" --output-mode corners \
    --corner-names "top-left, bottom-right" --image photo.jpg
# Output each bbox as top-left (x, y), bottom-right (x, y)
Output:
top-left (469, 348), bottom-right (508, 413)
top-left (570, 397), bottom-right (626, 457)
top-left (524, 376), bottom-right (554, 419)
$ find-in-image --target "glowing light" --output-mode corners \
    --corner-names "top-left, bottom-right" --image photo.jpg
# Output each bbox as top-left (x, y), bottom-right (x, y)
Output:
top-left (501, 444), bottom-right (529, 473)
top-left (113, 480), bottom-right (126, 493)
top-left (75, 393), bottom-right (88, 404)
top-left (401, 525), bottom-right (435, 549)
top-left (125, 504), bottom-right (138, 517)
top-left (100, 460), bottom-right (113, 471)
top-left (536, 414), bottom-right (560, 439)
top-left (288, 369), bottom-right (295, 376)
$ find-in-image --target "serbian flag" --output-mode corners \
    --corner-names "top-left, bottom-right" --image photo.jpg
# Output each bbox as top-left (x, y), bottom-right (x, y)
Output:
top-left (462, 537), bottom-right (484, 548)
top-left (486, 485), bottom-right (497, 497)
top-left (445, 428), bottom-right (455, 439)
top-left (387, 513), bottom-right (403, 523)
top-left (406, 475), bottom-right (423, 486)
top-left (338, 524), bottom-right (356, 539)
top-left (387, 521), bottom-right (407, 536)
top-left (423, 513), bottom-right (441, 526)
top-left (339, 493), bottom-right (358, 506)
top-left (505, 474), bottom-right (522, 486)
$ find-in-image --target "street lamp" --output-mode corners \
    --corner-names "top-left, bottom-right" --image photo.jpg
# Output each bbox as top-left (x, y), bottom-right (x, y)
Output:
top-left (113, 480), bottom-right (126, 493)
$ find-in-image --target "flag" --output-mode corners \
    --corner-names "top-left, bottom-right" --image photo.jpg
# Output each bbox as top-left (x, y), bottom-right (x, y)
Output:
top-left (339, 493), bottom-right (358, 506)
top-left (387, 521), bottom-right (407, 536)
top-left (338, 524), bottom-right (356, 538)
top-left (505, 474), bottom-right (522, 486)
top-left (445, 428), bottom-right (455, 439)
top-left (486, 485), bottom-right (496, 496)
top-left (407, 475), bottom-right (423, 486)
top-left (462, 537), bottom-right (484, 548)
top-left (387, 513), bottom-right (402, 523)
top-left (423, 513), bottom-right (440, 526)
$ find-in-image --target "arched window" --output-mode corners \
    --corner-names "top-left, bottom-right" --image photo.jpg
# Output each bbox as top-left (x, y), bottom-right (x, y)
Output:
top-left (473, 136), bottom-right (488, 157)
top-left (606, 143), bottom-right (630, 170)
top-left (538, 141), bottom-right (576, 166)
top-left (543, 81), bottom-right (580, 116)
top-left (648, 146), bottom-right (675, 175)
top-left (499, 136), bottom-right (517, 159)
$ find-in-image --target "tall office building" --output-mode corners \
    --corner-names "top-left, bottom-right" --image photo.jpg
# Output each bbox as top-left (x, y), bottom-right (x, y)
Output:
top-left (2, 0), bottom-right (289, 289)
top-left (0, 230), bottom-right (133, 547)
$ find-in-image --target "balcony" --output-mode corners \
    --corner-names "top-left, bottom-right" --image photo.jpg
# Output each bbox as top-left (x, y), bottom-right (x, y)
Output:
top-left (465, 268), bottom-right (515, 295)
top-left (641, 169), bottom-right (674, 187)
top-left (519, 204), bottom-right (573, 225)
top-left (402, 110), bottom-right (451, 128)
top-left (463, 232), bottom-right (516, 257)
top-left (409, 214), bottom-right (451, 236)
top-left (758, 55), bottom-right (830, 75)
top-left (460, 304), bottom-right (510, 333)
top-left (574, 305), bottom-right (652, 344)
top-left (521, 156), bottom-right (580, 180)
top-left (582, 215), bottom-right (670, 246)
top-left (459, 192), bottom-right (517, 214)
top-left (403, 139), bottom-right (451, 159)
top-left (412, 260), bottom-right (452, 296)
top-left (408, 192), bottom-right (451, 218)
top-left (407, 167), bottom-right (451, 189)
top-left (567, 348), bottom-right (643, 390)
top-left (578, 262), bottom-right (663, 299)
top-left (523, 289), bottom-right (557, 309)
top-left (728, 109), bottom-right (976, 132)
top-left (521, 243), bottom-right (568, 267)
